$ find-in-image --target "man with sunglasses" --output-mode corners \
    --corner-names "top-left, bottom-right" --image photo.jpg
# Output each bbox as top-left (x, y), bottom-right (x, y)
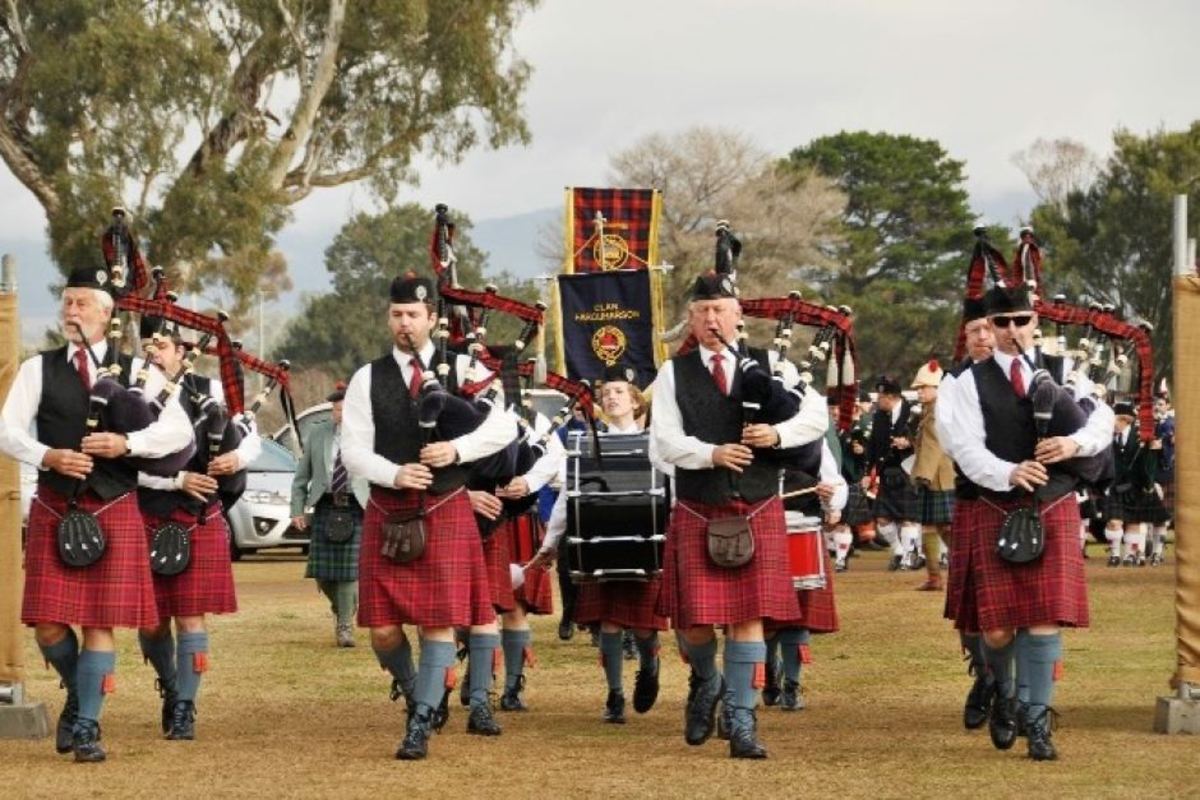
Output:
top-left (937, 286), bottom-right (1113, 761)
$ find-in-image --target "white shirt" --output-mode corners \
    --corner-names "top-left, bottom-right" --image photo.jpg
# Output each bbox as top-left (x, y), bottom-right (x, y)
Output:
top-left (937, 348), bottom-right (1115, 493)
top-left (132, 358), bottom-right (264, 490)
top-left (340, 342), bottom-right (514, 488)
top-left (651, 346), bottom-right (828, 471)
top-left (0, 341), bottom-right (193, 470)
top-left (818, 440), bottom-right (848, 513)
top-left (518, 411), bottom-right (565, 495)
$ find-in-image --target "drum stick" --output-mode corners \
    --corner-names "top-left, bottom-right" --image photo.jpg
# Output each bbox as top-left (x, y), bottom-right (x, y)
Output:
top-left (778, 486), bottom-right (820, 500)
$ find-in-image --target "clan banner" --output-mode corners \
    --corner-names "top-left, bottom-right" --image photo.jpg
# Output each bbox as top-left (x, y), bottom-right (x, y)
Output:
top-left (566, 187), bottom-right (662, 273)
top-left (558, 270), bottom-right (657, 387)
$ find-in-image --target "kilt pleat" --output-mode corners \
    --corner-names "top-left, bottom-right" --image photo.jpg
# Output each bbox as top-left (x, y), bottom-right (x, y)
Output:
top-left (144, 504), bottom-right (237, 618)
top-left (951, 493), bottom-right (1088, 632)
top-left (944, 498), bottom-right (975, 627)
top-left (483, 524), bottom-right (516, 613)
top-left (656, 496), bottom-right (802, 629)
top-left (1104, 488), bottom-right (1169, 525)
top-left (874, 469), bottom-right (919, 521)
top-left (305, 499), bottom-right (363, 582)
top-left (843, 483), bottom-right (874, 527)
top-left (917, 487), bottom-right (955, 526)
top-left (574, 577), bottom-right (669, 631)
top-left (504, 515), bottom-right (553, 614)
top-left (23, 487), bottom-right (159, 629)
top-left (358, 487), bottom-right (495, 629)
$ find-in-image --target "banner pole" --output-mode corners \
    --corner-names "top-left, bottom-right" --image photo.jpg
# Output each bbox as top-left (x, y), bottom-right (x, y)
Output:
top-left (0, 254), bottom-right (51, 739)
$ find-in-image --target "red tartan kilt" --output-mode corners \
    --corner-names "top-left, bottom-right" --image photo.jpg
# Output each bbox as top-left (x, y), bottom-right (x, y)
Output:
top-left (944, 498), bottom-right (975, 627)
top-left (766, 552), bottom-right (839, 634)
top-left (517, 564), bottom-right (555, 615)
top-left (482, 525), bottom-right (516, 613)
top-left (574, 577), bottom-right (669, 631)
top-left (952, 493), bottom-right (1088, 632)
top-left (143, 505), bottom-right (237, 618)
top-left (656, 496), bottom-right (802, 629)
top-left (23, 487), bottom-right (159, 629)
top-left (358, 487), bottom-right (495, 629)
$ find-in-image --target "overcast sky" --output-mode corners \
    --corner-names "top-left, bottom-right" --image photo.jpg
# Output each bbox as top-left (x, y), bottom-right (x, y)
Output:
top-left (2, 0), bottom-right (1197, 339)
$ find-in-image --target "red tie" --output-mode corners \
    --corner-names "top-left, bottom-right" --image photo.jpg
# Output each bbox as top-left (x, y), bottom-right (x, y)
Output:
top-left (73, 348), bottom-right (91, 390)
top-left (1010, 358), bottom-right (1026, 399)
top-left (408, 360), bottom-right (423, 398)
top-left (710, 353), bottom-right (728, 396)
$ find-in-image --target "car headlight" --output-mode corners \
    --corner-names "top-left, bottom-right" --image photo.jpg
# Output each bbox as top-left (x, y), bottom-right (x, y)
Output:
top-left (244, 489), bottom-right (290, 505)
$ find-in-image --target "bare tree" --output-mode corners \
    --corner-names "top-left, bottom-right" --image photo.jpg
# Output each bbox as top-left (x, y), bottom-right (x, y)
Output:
top-left (1012, 138), bottom-right (1101, 213)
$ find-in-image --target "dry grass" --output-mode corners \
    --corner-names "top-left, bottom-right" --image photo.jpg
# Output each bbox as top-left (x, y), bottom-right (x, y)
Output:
top-left (1, 545), bottom-right (1192, 800)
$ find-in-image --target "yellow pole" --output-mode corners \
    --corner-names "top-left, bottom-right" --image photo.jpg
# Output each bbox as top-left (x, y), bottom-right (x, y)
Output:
top-left (0, 253), bottom-right (50, 738)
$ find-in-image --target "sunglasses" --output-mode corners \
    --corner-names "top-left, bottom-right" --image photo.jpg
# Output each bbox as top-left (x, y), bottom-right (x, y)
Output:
top-left (991, 314), bottom-right (1033, 329)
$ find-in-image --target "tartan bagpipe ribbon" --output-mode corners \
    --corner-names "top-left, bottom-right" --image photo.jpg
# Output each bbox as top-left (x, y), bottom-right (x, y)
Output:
top-left (458, 349), bottom-right (596, 421)
top-left (1033, 299), bottom-right (1156, 441)
top-left (673, 297), bottom-right (859, 433)
top-left (568, 187), bottom-right (659, 273)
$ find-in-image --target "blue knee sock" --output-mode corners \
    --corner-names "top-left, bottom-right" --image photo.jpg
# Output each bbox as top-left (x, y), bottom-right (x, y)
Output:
top-left (74, 650), bottom-right (116, 730)
top-left (468, 633), bottom-right (501, 709)
top-left (415, 640), bottom-right (457, 711)
top-left (634, 633), bottom-right (660, 673)
top-left (724, 640), bottom-right (767, 734)
top-left (39, 628), bottom-right (79, 696)
top-left (501, 629), bottom-right (531, 691)
top-left (960, 631), bottom-right (986, 678)
top-left (1015, 629), bottom-right (1031, 705)
top-left (779, 628), bottom-right (810, 686)
top-left (983, 638), bottom-right (1016, 700)
top-left (599, 631), bottom-right (625, 692)
top-left (138, 631), bottom-right (177, 694)
top-left (683, 637), bottom-right (719, 682)
top-left (175, 631), bottom-right (208, 703)
top-left (1024, 632), bottom-right (1063, 721)
top-left (374, 634), bottom-right (417, 700)
top-left (334, 582), bottom-right (358, 627)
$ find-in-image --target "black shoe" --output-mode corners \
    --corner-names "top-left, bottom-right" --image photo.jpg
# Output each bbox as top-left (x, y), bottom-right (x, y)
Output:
top-left (716, 698), bottom-right (732, 741)
top-left (762, 657), bottom-right (781, 707)
top-left (71, 719), bottom-right (106, 763)
top-left (622, 631), bottom-right (637, 661)
top-left (500, 675), bottom-right (528, 712)
top-left (860, 539), bottom-right (887, 552)
top-left (887, 555), bottom-right (902, 571)
top-left (780, 679), bottom-right (805, 711)
top-left (1106, 554), bottom-right (1121, 567)
top-left (1026, 707), bottom-right (1059, 761)
top-left (55, 691), bottom-right (78, 755)
top-left (165, 700), bottom-right (196, 741)
top-left (396, 705), bottom-right (433, 760)
top-left (728, 708), bottom-right (768, 759)
top-left (155, 678), bottom-right (177, 737)
top-left (467, 703), bottom-right (502, 736)
top-left (835, 560), bottom-right (848, 573)
top-left (1016, 701), bottom-right (1029, 738)
top-left (603, 689), bottom-right (626, 724)
top-left (633, 660), bottom-right (660, 714)
top-left (1150, 552), bottom-right (1165, 566)
top-left (988, 693), bottom-right (1018, 751)
top-left (684, 673), bottom-right (724, 746)
top-left (557, 618), bottom-right (574, 641)
top-left (963, 671), bottom-right (995, 730)
top-left (432, 690), bottom-right (450, 732)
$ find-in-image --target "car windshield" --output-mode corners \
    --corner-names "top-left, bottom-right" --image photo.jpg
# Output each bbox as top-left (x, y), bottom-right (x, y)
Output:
top-left (251, 440), bottom-right (297, 473)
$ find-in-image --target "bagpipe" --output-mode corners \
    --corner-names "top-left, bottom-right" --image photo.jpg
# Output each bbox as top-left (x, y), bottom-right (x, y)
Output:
top-left (956, 226), bottom-right (1156, 441)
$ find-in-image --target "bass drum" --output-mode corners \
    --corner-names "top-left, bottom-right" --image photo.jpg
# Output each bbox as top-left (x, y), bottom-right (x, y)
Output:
top-left (564, 431), bottom-right (670, 583)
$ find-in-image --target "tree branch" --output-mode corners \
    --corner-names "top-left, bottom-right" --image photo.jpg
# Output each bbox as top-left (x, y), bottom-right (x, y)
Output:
top-left (0, 121), bottom-right (59, 216)
top-left (265, 0), bottom-right (345, 189)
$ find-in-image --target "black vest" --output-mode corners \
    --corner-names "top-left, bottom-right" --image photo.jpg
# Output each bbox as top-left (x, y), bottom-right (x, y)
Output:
top-left (673, 347), bottom-right (780, 504)
top-left (36, 346), bottom-right (136, 500)
top-left (370, 353), bottom-right (468, 496)
top-left (867, 399), bottom-right (914, 472)
top-left (969, 358), bottom-right (1075, 501)
top-left (137, 374), bottom-right (212, 518)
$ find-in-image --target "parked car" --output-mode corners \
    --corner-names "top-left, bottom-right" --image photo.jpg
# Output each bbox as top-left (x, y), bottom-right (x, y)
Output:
top-left (226, 438), bottom-right (309, 560)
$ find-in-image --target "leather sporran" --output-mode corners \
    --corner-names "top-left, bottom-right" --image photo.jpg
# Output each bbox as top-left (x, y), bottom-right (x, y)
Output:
top-left (380, 512), bottom-right (426, 563)
top-left (57, 507), bottom-right (106, 568)
top-left (324, 507), bottom-right (357, 544)
top-left (706, 516), bottom-right (754, 569)
top-left (150, 522), bottom-right (193, 576)
top-left (996, 506), bottom-right (1044, 565)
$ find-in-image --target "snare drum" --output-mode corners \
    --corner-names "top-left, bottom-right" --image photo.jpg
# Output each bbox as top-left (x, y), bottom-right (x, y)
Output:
top-left (564, 430), bottom-right (670, 583)
top-left (510, 511), bottom-right (543, 564)
top-left (785, 511), bottom-right (826, 591)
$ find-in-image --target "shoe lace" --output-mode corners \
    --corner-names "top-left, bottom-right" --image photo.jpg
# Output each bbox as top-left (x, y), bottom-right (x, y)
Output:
top-left (172, 700), bottom-right (196, 725)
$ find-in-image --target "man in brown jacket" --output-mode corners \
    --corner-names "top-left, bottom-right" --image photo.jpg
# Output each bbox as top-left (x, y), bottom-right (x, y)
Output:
top-left (910, 360), bottom-right (956, 591)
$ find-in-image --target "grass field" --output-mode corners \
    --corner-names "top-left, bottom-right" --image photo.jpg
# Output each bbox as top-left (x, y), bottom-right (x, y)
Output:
top-left (1, 545), bottom-right (1192, 799)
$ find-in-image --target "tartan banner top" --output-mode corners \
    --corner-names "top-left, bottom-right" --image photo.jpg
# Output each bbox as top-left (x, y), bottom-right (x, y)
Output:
top-left (570, 187), bottom-right (657, 272)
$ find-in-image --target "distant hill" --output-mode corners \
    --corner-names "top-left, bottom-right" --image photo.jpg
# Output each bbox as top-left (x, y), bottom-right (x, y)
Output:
top-left (471, 206), bottom-right (560, 281)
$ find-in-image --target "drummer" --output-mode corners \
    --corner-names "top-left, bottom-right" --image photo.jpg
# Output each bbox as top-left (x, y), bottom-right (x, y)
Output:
top-left (532, 363), bottom-right (670, 724)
